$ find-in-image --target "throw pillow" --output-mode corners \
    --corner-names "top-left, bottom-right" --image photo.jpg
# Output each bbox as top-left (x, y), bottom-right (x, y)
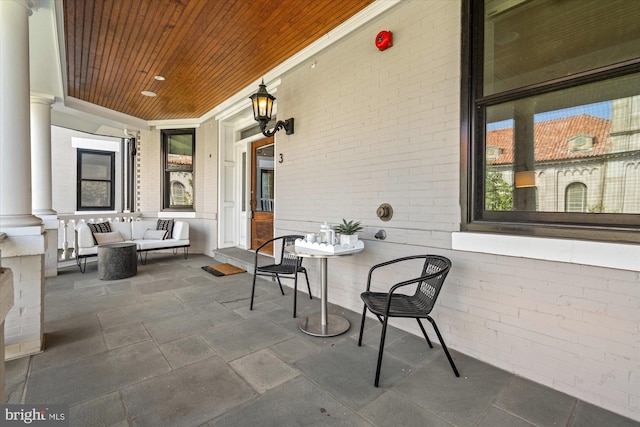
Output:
top-left (143, 229), bottom-right (168, 240)
top-left (94, 231), bottom-right (124, 245)
top-left (156, 219), bottom-right (174, 240)
top-left (87, 222), bottom-right (112, 233)
top-left (87, 222), bottom-right (112, 244)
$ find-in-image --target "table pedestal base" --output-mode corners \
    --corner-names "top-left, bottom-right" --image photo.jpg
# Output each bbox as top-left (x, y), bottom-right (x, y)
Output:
top-left (299, 313), bottom-right (350, 337)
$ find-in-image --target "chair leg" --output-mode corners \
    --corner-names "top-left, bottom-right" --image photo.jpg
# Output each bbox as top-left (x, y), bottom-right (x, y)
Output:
top-left (374, 316), bottom-right (390, 387)
top-left (416, 319), bottom-right (434, 348)
top-left (250, 271), bottom-right (258, 310)
top-left (303, 269), bottom-right (312, 299)
top-left (274, 274), bottom-right (285, 295)
top-left (78, 256), bottom-right (86, 273)
top-left (427, 316), bottom-right (460, 377)
top-left (293, 272), bottom-right (299, 318)
top-left (357, 305), bottom-right (368, 346)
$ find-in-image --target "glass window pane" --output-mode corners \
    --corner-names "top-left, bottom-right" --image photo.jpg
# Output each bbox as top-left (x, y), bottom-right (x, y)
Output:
top-left (162, 129), bottom-right (195, 210)
top-left (80, 181), bottom-right (111, 207)
top-left (168, 171), bottom-right (193, 206)
top-left (81, 153), bottom-right (111, 180)
top-left (167, 134), bottom-right (193, 170)
top-left (485, 73), bottom-right (640, 214)
top-left (483, 0), bottom-right (640, 95)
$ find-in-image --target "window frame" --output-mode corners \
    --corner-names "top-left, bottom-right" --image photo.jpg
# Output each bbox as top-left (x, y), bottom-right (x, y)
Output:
top-left (76, 149), bottom-right (116, 211)
top-left (161, 128), bottom-right (195, 211)
top-left (460, 0), bottom-right (640, 243)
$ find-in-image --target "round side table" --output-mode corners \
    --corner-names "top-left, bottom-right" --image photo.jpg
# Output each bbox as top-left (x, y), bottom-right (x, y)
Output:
top-left (97, 242), bottom-right (137, 280)
top-left (286, 244), bottom-right (364, 337)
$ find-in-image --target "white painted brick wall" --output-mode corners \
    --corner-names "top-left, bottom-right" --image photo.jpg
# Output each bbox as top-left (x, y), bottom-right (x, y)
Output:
top-left (51, 126), bottom-right (78, 213)
top-left (137, 129), bottom-right (162, 213)
top-left (136, 123), bottom-right (218, 254)
top-left (137, 122), bottom-right (218, 218)
top-left (199, 119), bottom-right (219, 215)
top-left (451, 253), bottom-right (639, 419)
top-left (3, 253), bottom-right (43, 357)
top-left (270, 0), bottom-right (638, 421)
top-left (50, 126), bottom-right (123, 215)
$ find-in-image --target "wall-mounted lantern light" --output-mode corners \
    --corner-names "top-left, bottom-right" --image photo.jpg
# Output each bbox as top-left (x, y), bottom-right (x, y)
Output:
top-left (249, 80), bottom-right (294, 137)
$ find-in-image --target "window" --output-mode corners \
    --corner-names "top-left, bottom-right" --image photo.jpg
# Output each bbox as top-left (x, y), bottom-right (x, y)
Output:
top-left (162, 129), bottom-right (194, 210)
top-left (77, 149), bottom-right (115, 211)
top-left (565, 183), bottom-right (587, 213)
top-left (462, 0), bottom-right (640, 243)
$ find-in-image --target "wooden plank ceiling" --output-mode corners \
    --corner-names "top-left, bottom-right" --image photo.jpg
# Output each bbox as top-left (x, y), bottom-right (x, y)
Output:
top-left (64, 0), bottom-right (375, 121)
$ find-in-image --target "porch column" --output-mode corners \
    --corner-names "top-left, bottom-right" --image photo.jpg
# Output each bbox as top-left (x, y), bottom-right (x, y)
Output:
top-left (0, 0), bottom-right (41, 228)
top-left (31, 94), bottom-right (59, 276)
top-left (0, 0), bottom-right (46, 359)
top-left (31, 94), bottom-right (56, 216)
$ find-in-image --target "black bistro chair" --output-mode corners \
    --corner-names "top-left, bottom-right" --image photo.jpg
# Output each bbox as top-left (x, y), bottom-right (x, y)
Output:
top-left (250, 235), bottom-right (312, 318)
top-left (358, 255), bottom-right (460, 386)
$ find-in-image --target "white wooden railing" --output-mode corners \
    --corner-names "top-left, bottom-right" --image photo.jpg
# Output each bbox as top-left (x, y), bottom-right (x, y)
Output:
top-left (57, 212), bottom-right (141, 262)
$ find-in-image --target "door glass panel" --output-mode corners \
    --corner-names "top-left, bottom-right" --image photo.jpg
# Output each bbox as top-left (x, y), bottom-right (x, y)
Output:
top-left (255, 144), bottom-right (274, 212)
top-left (242, 152), bottom-right (247, 212)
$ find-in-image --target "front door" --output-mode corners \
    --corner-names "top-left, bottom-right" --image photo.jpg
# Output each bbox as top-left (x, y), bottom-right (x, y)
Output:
top-left (250, 137), bottom-right (275, 253)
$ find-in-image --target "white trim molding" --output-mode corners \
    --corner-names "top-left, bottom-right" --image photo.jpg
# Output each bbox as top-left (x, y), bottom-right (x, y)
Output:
top-left (452, 232), bottom-right (640, 272)
top-left (71, 137), bottom-right (120, 152)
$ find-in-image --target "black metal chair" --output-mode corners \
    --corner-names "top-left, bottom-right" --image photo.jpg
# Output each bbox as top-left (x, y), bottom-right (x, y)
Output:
top-left (250, 235), bottom-right (312, 318)
top-left (358, 255), bottom-right (459, 386)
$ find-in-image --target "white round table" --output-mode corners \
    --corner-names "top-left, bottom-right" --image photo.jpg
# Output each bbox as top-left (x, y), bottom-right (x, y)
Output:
top-left (286, 244), bottom-right (364, 337)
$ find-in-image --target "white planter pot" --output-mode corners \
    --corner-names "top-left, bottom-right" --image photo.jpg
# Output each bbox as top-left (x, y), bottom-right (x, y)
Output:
top-left (340, 234), bottom-right (358, 247)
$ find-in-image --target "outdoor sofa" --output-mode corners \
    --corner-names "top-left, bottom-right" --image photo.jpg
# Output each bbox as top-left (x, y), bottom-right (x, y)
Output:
top-left (75, 219), bottom-right (190, 272)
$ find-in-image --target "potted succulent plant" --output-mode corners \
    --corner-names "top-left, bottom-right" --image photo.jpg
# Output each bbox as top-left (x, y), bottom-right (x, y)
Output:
top-left (336, 219), bottom-right (363, 247)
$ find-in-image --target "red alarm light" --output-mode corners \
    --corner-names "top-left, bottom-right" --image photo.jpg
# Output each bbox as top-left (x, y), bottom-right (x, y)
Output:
top-left (375, 30), bottom-right (393, 51)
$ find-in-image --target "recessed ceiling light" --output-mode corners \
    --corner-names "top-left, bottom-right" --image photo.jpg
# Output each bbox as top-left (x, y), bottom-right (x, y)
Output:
top-left (154, 75), bottom-right (165, 81)
top-left (141, 91), bottom-right (157, 97)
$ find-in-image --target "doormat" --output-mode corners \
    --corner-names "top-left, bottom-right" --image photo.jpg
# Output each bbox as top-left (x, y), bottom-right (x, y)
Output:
top-left (202, 263), bottom-right (246, 277)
